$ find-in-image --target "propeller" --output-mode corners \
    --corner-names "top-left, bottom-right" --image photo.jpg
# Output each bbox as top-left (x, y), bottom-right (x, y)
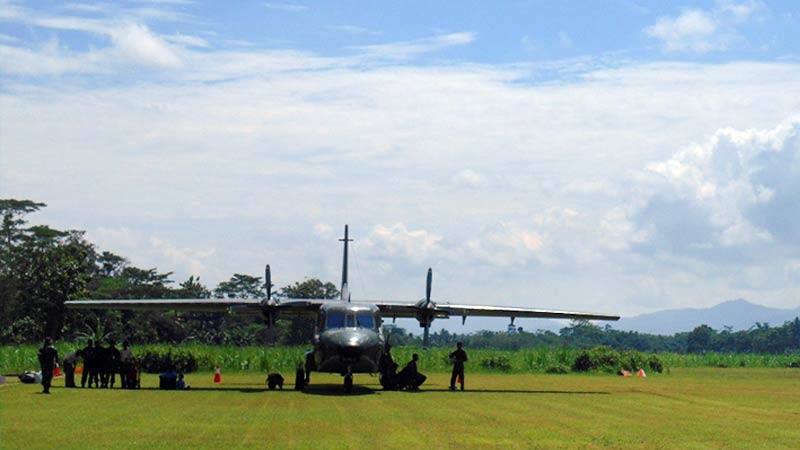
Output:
top-left (416, 268), bottom-right (436, 349)
top-left (262, 265), bottom-right (279, 345)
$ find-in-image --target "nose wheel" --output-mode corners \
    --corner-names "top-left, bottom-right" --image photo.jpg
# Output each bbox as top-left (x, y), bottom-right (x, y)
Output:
top-left (344, 366), bottom-right (353, 393)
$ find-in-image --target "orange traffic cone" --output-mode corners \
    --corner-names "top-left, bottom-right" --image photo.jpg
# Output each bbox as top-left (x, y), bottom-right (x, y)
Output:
top-left (637, 369), bottom-right (647, 377)
top-left (213, 365), bottom-right (222, 383)
top-left (53, 364), bottom-right (62, 377)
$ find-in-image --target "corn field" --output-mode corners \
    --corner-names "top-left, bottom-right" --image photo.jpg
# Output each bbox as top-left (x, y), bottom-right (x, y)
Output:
top-left (2, 344), bottom-right (799, 374)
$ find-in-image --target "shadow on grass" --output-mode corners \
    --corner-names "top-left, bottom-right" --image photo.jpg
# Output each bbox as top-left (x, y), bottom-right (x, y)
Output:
top-left (419, 388), bottom-right (610, 395)
top-left (135, 386), bottom-right (270, 393)
top-left (301, 384), bottom-right (375, 396)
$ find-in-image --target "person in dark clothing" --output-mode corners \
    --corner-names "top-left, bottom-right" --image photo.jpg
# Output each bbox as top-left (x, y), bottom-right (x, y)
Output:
top-left (449, 342), bottom-right (468, 391)
top-left (37, 337), bottom-right (58, 394)
top-left (81, 339), bottom-right (98, 388)
top-left (95, 343), bottom-right (107, 387)
top-left (397, 353), bottom-right (426, 390)
top-left (62, 349), bottom-right (82, 388)
top-left (105, 340), bottom-right (120, 388)
top-left (379, 342), bottom-right (400, 390)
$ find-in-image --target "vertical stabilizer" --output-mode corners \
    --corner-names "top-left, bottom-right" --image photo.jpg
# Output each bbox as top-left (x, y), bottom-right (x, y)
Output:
top-left (339, 225), bottom-right (353, 302)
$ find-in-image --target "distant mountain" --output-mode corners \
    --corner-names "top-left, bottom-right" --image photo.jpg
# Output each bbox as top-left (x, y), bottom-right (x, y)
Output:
top-left (613, 299), bottom-right (800, 335)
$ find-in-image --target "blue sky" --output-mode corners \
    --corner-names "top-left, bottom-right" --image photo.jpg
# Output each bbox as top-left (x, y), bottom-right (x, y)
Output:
top-left (2, 1), bottom-right (800, 332)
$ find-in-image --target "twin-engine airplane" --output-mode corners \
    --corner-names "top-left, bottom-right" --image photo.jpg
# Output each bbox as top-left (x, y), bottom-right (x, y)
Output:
top-left (66, 225), bottom-right (619, 392)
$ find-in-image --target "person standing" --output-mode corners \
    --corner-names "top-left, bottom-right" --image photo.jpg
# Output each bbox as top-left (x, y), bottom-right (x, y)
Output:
top-left (81, 339), bottom-right (97, 388)
top-left (449, 342), bottom-right (468, 391)
top-left (62, 349), bottom-right (82, 388)
top-left (118, 341), bottom-right (133, 389)
top-left (105, 340), bottom-right (120, 388)
top-left (37, 337), bottom-right (58, 394)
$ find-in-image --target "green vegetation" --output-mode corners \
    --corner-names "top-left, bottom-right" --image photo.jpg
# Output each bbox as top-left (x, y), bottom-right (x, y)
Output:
top-left (3, 344), bottom-right (799, 375)
top-left (2, 369), bottom-right (799, 449)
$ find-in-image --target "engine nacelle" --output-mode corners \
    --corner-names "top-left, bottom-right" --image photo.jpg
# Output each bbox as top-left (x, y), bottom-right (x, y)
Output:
top-left (415, 298), bottom-right (435, 328)
top-left (261, 299), bottom-right (279, 328)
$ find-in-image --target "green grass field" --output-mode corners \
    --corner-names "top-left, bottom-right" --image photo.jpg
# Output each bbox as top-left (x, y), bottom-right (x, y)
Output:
top-left (2, 368), bottom-right (798, 449)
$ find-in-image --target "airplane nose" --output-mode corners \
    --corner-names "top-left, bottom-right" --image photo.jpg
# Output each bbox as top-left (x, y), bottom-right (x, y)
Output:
top-left (321, 329), bottom-right (379, 362)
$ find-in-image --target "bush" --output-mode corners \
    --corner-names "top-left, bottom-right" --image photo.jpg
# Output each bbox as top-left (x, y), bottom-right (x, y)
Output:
top-left (545, 365), bottom-right (569, 374)
top-left (479, 354), bottom-right (513, 371)
top-left (138, 349), bottom-right (198, 373)
top-left (572, 346), bottom-right (620, 372)
top-left (648, 355), bottom-right (664, 373)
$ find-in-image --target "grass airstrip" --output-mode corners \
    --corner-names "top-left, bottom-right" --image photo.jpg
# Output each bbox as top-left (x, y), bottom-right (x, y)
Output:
top-left (1, 369), bottom-right (798, 449)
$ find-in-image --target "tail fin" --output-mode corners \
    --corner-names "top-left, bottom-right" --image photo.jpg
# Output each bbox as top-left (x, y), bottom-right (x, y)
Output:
top-left (339, 225), bottom-right (353, 302)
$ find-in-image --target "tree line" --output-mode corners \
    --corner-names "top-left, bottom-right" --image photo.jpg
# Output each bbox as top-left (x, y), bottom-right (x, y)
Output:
top-left (2, 198), bottom-right (798, 354)
top-left (0, 199), bottom-right (335, 345)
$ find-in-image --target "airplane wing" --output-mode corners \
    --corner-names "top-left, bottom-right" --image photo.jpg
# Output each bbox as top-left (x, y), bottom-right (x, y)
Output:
top-left (437, 304), bottom-right (619, 321)
top-left (372, 301), bottom-right (619, 321)
top-left (64, 298), bottom-right (336, 317)
top-left (64, 298), bottom-right (262, 313)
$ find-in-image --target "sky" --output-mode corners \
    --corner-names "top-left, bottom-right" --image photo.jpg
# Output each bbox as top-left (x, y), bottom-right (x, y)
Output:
top-left (2, 0), bottom-right (800, 333)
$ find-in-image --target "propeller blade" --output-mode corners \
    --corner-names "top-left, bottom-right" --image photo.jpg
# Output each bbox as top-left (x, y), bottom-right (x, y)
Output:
top-left (425, 268), bottom-right (432, 304)
top-left (265, 264), bottom-right (272, 300)
top-left (268, 314), bottom-right (276, 346)
top-left (423, 323), bottom-right (430, 349)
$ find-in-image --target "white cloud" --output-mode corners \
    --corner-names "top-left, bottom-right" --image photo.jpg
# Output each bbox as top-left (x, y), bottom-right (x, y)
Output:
top-left (644, 1), bottom-right (764, 53)
top-left (363, 224), bottom-right (443, 266)
top-left (262, 2), bottom-right (308, 12)
top-left (453, 169), bottom-right (485, 188)
top-left (3, 1), bottom-right (800, 315)
top-left (354, 32), bottom-right (475, 60)
top-left (620, 118), bottom-right (800, 254)
top-left (109, 23), bottom-right (183, 67)
top-left (645, 9), bottom-right (723, 53)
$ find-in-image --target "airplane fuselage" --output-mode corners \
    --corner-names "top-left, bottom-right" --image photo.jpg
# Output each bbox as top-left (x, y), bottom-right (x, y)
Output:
top-left (307, 302), bottom-right (385, 376)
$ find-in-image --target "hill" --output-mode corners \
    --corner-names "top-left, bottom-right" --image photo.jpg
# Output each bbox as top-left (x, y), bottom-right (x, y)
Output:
top-left (613, 299), bottom-right (800, 335)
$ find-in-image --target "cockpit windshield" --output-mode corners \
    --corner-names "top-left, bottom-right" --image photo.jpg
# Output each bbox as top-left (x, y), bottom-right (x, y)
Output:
top-left (325, 311), bottom-right (376, 329)
top-left (356, 313), bottom-right (375, 329)
top-left (327, 312), bottom-right (346, 329)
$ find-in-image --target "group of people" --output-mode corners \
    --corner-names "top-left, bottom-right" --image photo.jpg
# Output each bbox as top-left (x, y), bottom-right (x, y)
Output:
top-left (36, 337), bottom-right (139, 394)
top-left (379, 342), bottom-right (469, 392)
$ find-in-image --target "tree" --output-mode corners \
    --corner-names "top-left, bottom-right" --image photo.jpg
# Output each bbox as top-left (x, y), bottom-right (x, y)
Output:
top-left (13, 229), bottom-right (95, 338)
top-left (280, 279), bottom-right (339, 345)
top-left (214, 274), bottom-right (264, 299)
top-left (687, 324), bottom-right (715, 353)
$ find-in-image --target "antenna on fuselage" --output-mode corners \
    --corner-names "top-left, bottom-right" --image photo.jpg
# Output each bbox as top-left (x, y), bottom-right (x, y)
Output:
top-left (339, 224), bottom-right (353, 302)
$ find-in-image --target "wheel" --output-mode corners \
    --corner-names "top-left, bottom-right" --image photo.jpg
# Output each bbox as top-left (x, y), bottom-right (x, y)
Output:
top-left (344, 374), bottom-right (353, 393)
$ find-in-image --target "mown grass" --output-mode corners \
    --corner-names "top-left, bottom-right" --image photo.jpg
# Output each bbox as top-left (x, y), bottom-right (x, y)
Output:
top-left (1, 368), bottom-right (799, 449)
top-left (3, 344), bottom-right (800, 374)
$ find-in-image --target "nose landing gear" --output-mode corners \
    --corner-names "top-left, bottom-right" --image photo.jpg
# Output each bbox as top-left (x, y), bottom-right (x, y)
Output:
top-left (344, 365), bottom-right (353, 393)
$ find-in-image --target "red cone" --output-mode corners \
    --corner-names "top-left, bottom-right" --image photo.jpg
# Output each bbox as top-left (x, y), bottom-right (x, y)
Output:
top-left (213, 365), bottom-right (222, 383)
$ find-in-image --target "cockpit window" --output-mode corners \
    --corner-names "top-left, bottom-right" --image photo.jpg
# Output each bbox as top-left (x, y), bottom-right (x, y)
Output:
top-left (356, 313), bottom-right (375, 329)
top-left (326, 312), bottom-right (345, 329)
top-left (325, 311), bottom-right (376, 329)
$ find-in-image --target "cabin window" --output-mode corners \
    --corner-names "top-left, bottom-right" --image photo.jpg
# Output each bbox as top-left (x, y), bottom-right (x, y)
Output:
top-left (326, 312), bottom-right (346, 329)
top-left (356, 313), bottom-right (375, 329)
top-left (346, 314), bottom-right (356, 328)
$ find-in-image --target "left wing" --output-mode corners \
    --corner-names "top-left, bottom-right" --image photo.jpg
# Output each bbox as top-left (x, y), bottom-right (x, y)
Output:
top-left (64, 298), bottom-right (261, 312)
top-left (64, 298), bottom-right (335, 318)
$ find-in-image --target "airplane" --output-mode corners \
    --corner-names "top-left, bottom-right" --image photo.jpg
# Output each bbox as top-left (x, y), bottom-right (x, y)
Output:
top-left (66, 225), bottom-right (619, 393)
